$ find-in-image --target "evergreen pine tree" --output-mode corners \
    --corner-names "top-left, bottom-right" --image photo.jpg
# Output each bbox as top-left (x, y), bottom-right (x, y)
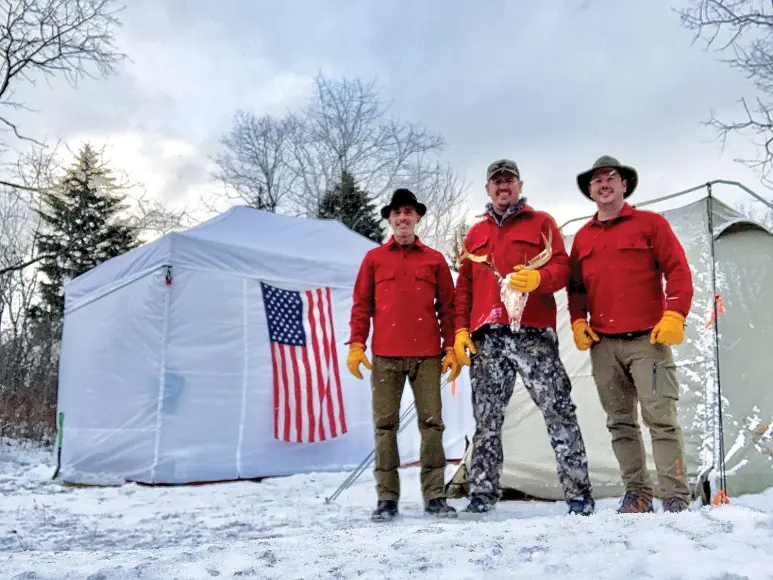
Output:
top-left (317, 170), bottom-right (385, 243)
top-left (31, 143), bottom-right (139, 325)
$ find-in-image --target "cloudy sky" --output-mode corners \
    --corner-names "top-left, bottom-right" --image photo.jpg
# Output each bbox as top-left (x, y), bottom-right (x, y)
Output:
top-left (9, 0), bottom-right (773, 234)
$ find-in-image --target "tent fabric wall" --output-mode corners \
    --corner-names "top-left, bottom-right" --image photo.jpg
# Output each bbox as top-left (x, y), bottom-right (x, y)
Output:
top-left (56, 206), bottom-right (475, 485)
top-left (447, 196), bottom-right (773, 502)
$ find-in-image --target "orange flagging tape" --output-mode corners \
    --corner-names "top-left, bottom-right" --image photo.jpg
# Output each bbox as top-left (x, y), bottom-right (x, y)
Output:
top-left (705, 294), bottom-right (726, 328)
top-left (451, 380), bottom-right (457, 400)
top-left (713, 490), bottom-right (731, 506)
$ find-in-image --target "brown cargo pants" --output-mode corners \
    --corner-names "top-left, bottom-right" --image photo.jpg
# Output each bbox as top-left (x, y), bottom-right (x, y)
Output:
top-left (371, 354), bottom-right (447, 501)
top-left (590, 333), bottom-right (690, 501)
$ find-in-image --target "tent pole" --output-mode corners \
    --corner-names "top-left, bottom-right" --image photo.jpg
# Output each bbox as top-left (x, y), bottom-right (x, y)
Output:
top-left (151, 265), bottom-right (173, 484)
top-left (324, 377), bottom-right (451, 504)
top-left (705, 185), bottom-right (728, 499)
top-left (236, 278), bottom-right (249, 479)
top-left (559, 179), bottom-right (773, 233)
top-left (324, 403), bottom-right (420, 504)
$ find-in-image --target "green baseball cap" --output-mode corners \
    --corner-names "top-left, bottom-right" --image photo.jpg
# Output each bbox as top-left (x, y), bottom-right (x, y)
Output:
top-left (486, 159), bottom-right (520, 181)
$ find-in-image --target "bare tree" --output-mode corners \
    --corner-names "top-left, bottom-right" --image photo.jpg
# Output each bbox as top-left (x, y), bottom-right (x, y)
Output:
top-left (214, 72), bottom-right (469, 254)
top-left (677, 0), bottom-right (773, 187)
top-left (288, 74), bottom-right (447, 214)
top-left (0, 0), bottom-right (125, 152)
top-left (212, 111), bottom-right (299, 212)
top-left (402, 158), bottom-right (470, 260)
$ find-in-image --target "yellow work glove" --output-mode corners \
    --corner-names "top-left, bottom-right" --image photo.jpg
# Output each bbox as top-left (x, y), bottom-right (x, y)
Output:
top-left (441, 347), bottom-right (461, 382)
top-left (571, 319), bottom-right (600, 351)
top-left (454, 328), bottom-right (476, 366)
top-left (509, 266), bottom-right (541, 293)
top-left (650, 311), bottom-right (686, 346)
top-left (346, 342), bottom-right (372, 379)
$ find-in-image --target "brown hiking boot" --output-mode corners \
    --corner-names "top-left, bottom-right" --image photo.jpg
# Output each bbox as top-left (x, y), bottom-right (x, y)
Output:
top-left (617, 491), bottom-right (654, 514)
top-left (661, 495), bottom-right (689, 513)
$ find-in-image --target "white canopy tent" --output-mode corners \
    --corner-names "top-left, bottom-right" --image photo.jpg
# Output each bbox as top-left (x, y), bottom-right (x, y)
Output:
top-left (54, 206), bottom-right (474, 485)
top-left (447, 189), bottom-right (773, 503)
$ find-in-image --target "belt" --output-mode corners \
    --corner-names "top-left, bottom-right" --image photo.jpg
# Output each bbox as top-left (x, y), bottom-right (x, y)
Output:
top-left (595, 329), bottom-right (652, 340)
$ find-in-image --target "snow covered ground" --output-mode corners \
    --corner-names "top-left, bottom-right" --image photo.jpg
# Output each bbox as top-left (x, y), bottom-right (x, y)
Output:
top-left (1, 439), bottom-right (772, 579)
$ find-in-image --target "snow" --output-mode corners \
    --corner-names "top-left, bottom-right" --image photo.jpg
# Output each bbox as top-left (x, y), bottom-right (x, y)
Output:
top-left (0, 442), bottom-right (773, 580)
top-left (2, 439), bottom-right (773, 579)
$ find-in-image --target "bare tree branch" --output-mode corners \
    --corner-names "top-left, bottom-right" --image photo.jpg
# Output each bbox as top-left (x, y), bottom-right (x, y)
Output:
top-left (212, 72), bottom-right (468, 254)
top-left (123, 189), bottom-right (195, 242)
top-left (400, 157), bottom-right (470, 259)
top-left (212, 111), bottom-right (299, 212)
top-left (677, 0), bottom-right (773, 186)
top-left (0, 0), bottom-right (126, 146)
top-left (289, 74), bottom-right (446, 214)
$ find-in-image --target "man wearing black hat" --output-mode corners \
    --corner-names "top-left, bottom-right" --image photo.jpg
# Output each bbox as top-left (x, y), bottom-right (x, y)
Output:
top-left (346, 188), bottom-right (460, 522)
top-left (568, 155), bottom-right (694, 514)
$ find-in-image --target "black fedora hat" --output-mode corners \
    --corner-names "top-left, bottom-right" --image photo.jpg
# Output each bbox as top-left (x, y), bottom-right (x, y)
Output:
top-left (380, 188), bottom-right (427, 219)
top-left (576, 155), bottom-right (638, 200)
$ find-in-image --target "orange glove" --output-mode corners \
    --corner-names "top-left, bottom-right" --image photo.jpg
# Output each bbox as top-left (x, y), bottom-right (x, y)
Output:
top-left (346, 342), bottom-right (372, 379)
top-left (650, 311), bottom-right (686, 346)
top-left (441, 347), bottom-right (461, 382)
top-left (572, 319), bottom-right (600, 351)
top-left (454, 328), bottom-right (476, 366)
top-left (509, 267), bottom-right (541, 293)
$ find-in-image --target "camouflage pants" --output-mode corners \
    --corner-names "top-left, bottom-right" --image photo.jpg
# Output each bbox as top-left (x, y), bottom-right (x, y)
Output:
top-left (468, 325), bottom-right (593, 501)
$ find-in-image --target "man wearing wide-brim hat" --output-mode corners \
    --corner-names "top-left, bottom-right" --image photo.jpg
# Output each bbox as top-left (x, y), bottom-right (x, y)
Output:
top-left (567, 155), bottom-right (695, 514)
top-left (346, 187), bottom-right (461, 522)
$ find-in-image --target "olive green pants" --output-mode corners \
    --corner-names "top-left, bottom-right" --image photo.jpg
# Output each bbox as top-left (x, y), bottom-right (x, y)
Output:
top-left (590, 334), bottom-right (690, 501)
top-left (371, 354), bottom-right (446, 501)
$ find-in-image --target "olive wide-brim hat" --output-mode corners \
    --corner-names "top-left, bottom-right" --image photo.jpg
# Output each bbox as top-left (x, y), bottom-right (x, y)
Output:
top-left (380, 188), bottom-right (427, 219)
top-left (576, 155), bottom-right (638, 200)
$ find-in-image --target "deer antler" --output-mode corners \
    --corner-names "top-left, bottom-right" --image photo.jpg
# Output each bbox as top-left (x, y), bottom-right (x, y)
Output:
top-left (517, 229), bottom-right (553, 271)
top-left (457, 228), bottom-right (504, 282)
top-left (459, 244), bottom-right (503, 281)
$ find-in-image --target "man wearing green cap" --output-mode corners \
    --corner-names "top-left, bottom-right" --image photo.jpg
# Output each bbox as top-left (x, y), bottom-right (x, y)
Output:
top-left (453, 159), bottom-right (594, 517)
top-left (567, 155), bottom-right (694, 514)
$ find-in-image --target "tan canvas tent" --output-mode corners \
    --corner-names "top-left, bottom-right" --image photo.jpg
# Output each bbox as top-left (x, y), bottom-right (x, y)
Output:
top-left (446, 190), bottom-right (773, 504)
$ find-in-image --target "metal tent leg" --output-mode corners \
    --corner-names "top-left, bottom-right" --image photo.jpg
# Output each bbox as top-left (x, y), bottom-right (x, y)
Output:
top-left (324, 378), bottom-right (451, 504)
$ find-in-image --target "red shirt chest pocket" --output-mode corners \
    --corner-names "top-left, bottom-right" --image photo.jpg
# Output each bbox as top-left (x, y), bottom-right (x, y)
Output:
top-left (462, 233), bottom-right (493, 279)
top-left (411, 265), bottom-right (438, 302)
top-left (577, 244), bottom-right (597, 282)
top-left (374, 266), bottom-right (396, 310)
top-left (616, 236), bottom-right (655, 273)
top-left (502, 229), bottom-right (544, 269)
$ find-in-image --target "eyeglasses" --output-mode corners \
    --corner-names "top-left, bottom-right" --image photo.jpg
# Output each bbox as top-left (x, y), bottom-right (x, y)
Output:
top-left (490, 175), bottom-right (517, 185)
top-left (589, 170), bottom-right (620, 186)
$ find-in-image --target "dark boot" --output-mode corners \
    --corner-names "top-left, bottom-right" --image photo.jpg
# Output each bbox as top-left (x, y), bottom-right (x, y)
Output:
top-left (661, 495), bottom-right (689, 513)
top-left (424, 497), bottom-right (457, 518)
top-left (371, 500), bottom-right (398, 522)
top-left (617, 491), bottom-right (654, 514)
top-left (461, 493), bottom-right (496, 515)
top-left (567, 494), bottom-right (595, 516)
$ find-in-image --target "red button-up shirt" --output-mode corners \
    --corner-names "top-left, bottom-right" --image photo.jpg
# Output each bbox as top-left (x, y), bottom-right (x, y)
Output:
top-left (454, 203), bottom-right (570, 334)
top-left (347, 236), bottom-right (455, 357)
top-left (567, 203), bottom-right (694, 334)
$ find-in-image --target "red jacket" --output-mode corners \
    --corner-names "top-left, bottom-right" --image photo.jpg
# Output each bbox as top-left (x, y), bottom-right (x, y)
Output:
top-left (347, 236), bottom-right (455, 357)
top-left (454, 203), bottom-right (570, 334)
top-left (567, 203), bottom-right (694, 334)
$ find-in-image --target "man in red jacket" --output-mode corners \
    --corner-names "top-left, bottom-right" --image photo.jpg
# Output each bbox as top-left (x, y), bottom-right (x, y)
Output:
top-left (454, 159), bottom-right (594, 517)
top-left (346, 188), bottom-right (461, 522)
top-left (568, 155), bottom-right (694, 514)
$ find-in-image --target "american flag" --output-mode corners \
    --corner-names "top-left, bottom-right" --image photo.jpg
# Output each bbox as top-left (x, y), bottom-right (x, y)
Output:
top-left (260, 282), bottom-right (347, 443)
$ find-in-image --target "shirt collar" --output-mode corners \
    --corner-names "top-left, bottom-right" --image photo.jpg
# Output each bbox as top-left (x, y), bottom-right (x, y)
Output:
top-left (386, 235), bottom-right (425, 250)
top-left (481, 197), bottom-right (529, 226)
top-left (590, 202), bottom-right (634, 227)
